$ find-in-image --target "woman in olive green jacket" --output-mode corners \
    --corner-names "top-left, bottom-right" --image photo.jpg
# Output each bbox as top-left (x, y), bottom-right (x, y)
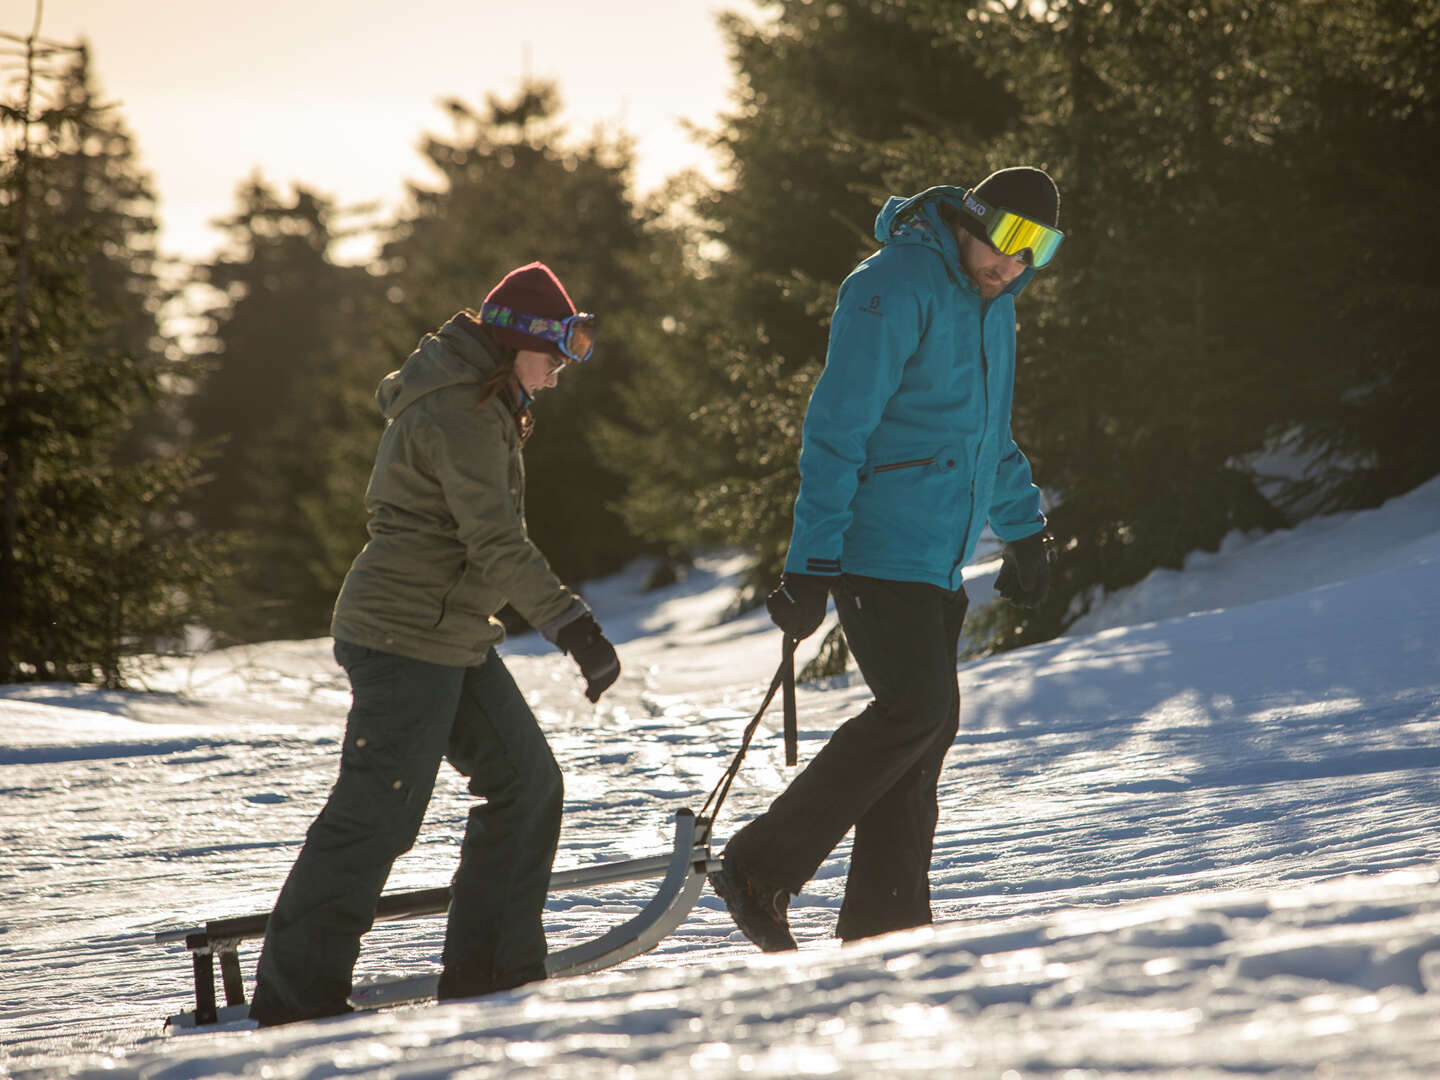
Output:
top-left (250, 263), bottom-right (620, 1026)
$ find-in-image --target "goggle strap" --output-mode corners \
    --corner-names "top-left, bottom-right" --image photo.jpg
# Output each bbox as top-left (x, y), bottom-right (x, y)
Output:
top-left (478, 303), bottom-right (596, 362)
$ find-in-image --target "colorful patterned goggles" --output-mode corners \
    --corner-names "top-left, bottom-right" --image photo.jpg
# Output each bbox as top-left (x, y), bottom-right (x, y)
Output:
top-left (478, 303), bottom-right (597, 363)
top-left (960, 190), bottom-right (1064, 268)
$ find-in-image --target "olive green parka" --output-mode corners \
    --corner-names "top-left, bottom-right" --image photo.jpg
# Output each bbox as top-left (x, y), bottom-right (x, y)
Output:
top-left (330, 313), bottom-right (586, 667)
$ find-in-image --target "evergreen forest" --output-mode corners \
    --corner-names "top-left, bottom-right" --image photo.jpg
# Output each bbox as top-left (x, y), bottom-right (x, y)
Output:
top-left (2, 0), bottom-right (1436, 685)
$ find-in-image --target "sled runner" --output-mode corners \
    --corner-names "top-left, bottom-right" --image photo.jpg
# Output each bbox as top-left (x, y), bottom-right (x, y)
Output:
top-left (154, 809), bottom-right (716, 1030)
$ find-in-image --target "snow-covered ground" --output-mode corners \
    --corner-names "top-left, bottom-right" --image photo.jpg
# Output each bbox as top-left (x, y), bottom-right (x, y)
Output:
top-left (4, 477), bottom-right (1439, 1078)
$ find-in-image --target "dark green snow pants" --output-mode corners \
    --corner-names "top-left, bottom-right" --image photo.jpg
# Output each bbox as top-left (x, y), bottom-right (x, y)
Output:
top-left (249, 640), bottom-right (562, 1024)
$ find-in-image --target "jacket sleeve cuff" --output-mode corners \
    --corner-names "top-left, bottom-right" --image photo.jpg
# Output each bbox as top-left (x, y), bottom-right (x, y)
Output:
top-left (538, 597), bottom-right (591, 644)
top-left (785, 551), bottom-right (842, 577)
top-left (991, 513), bottom-right (1048, 543)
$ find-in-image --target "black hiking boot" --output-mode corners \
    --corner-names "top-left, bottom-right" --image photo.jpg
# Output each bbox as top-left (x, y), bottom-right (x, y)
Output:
top-left (708, 854), bottom-right (797, 952)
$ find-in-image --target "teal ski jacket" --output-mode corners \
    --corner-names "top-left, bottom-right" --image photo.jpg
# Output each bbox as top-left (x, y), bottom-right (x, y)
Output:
top-left (782, 186), bottom-right (1046, 591)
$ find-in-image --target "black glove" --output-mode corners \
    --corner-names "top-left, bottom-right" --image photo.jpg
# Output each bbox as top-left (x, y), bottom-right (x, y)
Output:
top-left (994, 530), bottom-right (1056, 608)
top-left (556, 614), bottom-right (620, 703)
top-left (765, 573), bottom-right (831, 640)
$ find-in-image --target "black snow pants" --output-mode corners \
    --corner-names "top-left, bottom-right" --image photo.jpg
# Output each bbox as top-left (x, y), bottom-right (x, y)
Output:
top-left (249, 641), bottom-right (562, 1024)
top-left (725, 574), bottom-right (968, 941)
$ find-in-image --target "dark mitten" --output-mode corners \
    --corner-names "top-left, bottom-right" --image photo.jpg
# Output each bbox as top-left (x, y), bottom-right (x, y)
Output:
top-left (556, 614), bottom-right (620, 703)
top-left (994, 530), bottom-right (1056, 608)
top-left (765, 573), bottom-right (831, 640)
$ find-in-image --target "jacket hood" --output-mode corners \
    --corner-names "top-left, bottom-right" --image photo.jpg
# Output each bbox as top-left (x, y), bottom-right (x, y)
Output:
top-left (377, 313), bottom-right (502, 420)
top-left (873, 185), bottom-right (1036, 298)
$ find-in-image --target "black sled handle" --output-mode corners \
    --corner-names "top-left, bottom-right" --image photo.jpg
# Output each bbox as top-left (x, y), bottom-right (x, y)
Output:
top-left (782, 635), bottom-right (798, 767)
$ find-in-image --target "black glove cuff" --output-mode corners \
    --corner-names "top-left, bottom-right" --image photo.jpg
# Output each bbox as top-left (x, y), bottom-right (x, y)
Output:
top-left (556, 614), bottom-right (602, 656)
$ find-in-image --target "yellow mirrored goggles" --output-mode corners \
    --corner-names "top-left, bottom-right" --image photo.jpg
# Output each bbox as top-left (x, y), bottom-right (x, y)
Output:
top-left (961, 190), bottom-right (1064, 268)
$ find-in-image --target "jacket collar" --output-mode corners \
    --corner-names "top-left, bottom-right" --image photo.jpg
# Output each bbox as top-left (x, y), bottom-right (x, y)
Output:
top-left (875, 186), bottom-right (1036, 299)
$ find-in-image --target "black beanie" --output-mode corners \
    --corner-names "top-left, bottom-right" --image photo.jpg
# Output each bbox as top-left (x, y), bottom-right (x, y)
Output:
top-left (481, 262), bottom-right (578, 356)
top-left (973, 166), bottom-right (1060, 228)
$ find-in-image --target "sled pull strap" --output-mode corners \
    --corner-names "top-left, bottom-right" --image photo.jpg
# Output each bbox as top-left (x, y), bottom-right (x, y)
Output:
top-left (697, 634), bottom-right (800, 834)
top-left (782, 636), bottom-right (798, 767)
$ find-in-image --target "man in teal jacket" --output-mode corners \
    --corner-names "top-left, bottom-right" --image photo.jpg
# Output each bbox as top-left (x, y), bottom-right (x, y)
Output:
top-left (710, 167), bottom-right (1062, 950)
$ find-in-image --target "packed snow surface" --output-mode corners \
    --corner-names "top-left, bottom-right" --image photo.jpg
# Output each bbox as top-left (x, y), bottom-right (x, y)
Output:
top-left (3, 477), bottom-right (1440, 1077)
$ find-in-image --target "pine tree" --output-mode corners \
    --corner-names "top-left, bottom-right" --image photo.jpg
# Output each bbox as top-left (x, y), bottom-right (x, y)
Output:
top-left (1251, 0), bottom-right (1440, 513)
top-left (0, 32), bottom-right (223, 686)
top-left (185, 177), bottom-right (382, 642)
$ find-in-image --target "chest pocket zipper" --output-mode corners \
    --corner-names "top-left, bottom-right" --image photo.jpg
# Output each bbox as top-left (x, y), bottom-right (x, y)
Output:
top-left (872, 456), bottom-right (936, 474)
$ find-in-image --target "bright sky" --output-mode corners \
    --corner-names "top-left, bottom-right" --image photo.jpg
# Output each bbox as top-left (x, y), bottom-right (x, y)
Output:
top-left (17, 0), bottom-right (749, 263)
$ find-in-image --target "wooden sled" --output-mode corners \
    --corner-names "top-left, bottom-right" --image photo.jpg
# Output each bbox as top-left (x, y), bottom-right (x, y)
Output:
top-left (155, 809), bottom-right (716, 1030)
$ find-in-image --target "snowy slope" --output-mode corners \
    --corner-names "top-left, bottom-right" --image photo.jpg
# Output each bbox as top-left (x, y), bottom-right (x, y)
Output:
top-left (2, 478), bottom-right (1439, 1077)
